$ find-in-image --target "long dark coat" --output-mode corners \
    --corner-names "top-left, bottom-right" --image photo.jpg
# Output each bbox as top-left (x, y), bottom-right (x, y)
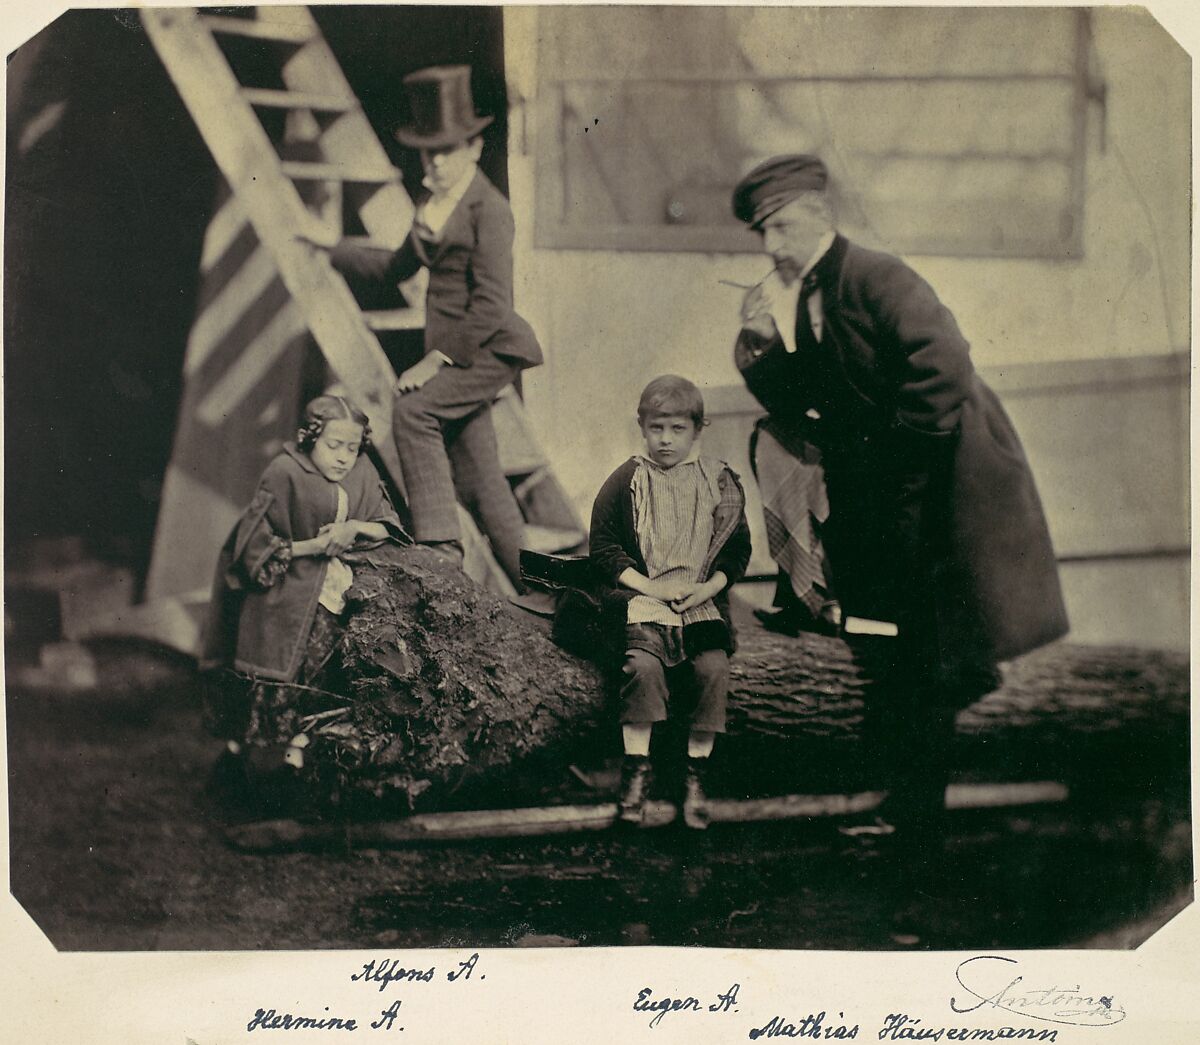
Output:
top-left (735, 234), bottom-right (1067, 672)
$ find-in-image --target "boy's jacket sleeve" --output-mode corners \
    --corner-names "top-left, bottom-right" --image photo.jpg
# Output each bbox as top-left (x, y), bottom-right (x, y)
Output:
top-left (588, 463), bottom-right (638, 585)
top-left (713, 507), bottom-right (753, 589)
top-left (330, 237), bottom-right (422, 287)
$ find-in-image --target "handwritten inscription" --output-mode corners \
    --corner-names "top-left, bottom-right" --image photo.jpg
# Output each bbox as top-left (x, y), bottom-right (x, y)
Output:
top-left (244, 952), bottom-right (486, 1034)
top-left (350, 952), bottom-right (481, 992)
top-left (234, 951), bottom-right (1134, 1039)
top-left (247, 1007), bottom-right (358, 1032)
top-left (952, 956), bottom-right (1125, 1027)
top-left (350, 959), bottom-right (436, 992)
top-left (749, 1011), bottom-right (860, 1039)
top-left (633, 983), bottom-right (741, 1028)
top-left (879, 1014), bottom-right (1058, 1041)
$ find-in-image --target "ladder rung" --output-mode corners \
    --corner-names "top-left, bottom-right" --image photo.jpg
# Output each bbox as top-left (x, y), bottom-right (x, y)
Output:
top-left (201, 14), bottom-right (316, 45)
top-left (241, 88), bottom-right (357, 113)
top-left (363, 309), bottom-right (426, 332)
top-left (341, 235), bottom-right (402, 252)
top-left (512, 467), bottom-right (550, 497)
top-left (281, 160), bottom-right (399, 184)
top-left (524, 525), bottom-right (587, 555)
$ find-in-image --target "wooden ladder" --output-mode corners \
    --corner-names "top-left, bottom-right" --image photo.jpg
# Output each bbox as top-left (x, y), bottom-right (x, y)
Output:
top-left (141, 6), bottom-right (582, 600)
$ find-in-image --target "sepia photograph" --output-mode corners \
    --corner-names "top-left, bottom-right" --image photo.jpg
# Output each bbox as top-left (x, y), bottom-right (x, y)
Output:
top-left (3, 0), bottom-right (1191, 980)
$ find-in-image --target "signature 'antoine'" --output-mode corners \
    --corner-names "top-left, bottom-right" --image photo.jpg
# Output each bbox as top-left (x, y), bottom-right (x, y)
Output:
top-left (952, 956), bottom-right (1125, 1027)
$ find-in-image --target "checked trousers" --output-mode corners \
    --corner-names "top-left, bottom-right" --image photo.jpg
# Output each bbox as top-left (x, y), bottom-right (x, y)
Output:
top-left (392, 350), bottom-right (526, 587)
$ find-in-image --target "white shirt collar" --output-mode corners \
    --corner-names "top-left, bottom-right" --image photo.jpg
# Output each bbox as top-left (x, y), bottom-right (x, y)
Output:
top-left (422, 162), bottom-right (477, 205)
top-left (799, 230), bottom-right (837, 282)
top-left (638, 441), bottom-right (704, 471)
top-left (762, 230), bottom-right (836, 352)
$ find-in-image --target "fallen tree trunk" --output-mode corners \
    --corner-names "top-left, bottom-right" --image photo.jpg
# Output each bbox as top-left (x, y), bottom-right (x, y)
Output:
top-left (293, 549), bottom-right (1187, 812)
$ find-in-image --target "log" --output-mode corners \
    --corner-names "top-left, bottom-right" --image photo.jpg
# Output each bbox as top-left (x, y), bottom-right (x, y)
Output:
top-left (286, 549), bottom-right (1189, 813)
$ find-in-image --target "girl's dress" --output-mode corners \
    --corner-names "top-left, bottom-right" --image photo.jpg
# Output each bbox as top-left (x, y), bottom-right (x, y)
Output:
top-left (201, 443), bottom-right (406, 758)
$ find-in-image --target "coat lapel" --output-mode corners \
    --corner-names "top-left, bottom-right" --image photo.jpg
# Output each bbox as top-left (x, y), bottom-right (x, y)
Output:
top-left (426, 169), bottom-right (487, 264)
top-left (808, 233), bottom-right (849, 353)
top-left (815, 232), bottom-right (849, 304)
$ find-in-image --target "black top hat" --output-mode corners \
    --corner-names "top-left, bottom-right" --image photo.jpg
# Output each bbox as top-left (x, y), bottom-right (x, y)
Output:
top-left (394, 65), bottom-right (494, 149)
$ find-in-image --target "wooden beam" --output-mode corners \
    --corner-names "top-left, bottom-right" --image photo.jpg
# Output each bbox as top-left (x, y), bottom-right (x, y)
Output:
top-left (240, 87), bottom-right (357, 112)
top-left (363, 308), bottom-right (427, 332)
top-left (201, 14), bottom-right (315, 45)
top-left (280, 160), bottom-right (399, 184)
top-left (221, 782), bottom-right (1069, 852)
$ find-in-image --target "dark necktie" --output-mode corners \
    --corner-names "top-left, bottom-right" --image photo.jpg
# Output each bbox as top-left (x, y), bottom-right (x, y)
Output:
top-left (796, 268), bottom-right (822, 346)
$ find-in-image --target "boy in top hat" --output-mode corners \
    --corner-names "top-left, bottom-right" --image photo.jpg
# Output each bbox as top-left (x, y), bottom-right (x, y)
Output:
top-left (309, 65), bottom-right (542, 589)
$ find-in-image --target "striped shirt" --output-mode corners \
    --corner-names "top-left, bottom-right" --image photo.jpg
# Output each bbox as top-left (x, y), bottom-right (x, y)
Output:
top-left (627, 451), bottom-right (724, 628)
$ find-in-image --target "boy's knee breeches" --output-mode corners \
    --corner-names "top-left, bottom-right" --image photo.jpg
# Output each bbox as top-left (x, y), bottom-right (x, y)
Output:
top-left (619, 640), bottom-right (729, 734)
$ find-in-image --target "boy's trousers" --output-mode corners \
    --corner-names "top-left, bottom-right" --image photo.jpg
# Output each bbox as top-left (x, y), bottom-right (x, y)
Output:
top-left (392, 350), bottom-right (526, 586)
top-left (620, 644), bottom-right (730, 734)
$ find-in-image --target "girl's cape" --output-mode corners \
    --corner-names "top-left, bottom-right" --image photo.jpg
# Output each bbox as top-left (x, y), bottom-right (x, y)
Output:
top-left (201, 445), bottom-right (407, 681)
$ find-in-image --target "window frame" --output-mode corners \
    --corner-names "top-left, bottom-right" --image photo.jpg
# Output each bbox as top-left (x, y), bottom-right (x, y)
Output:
top-left (534, 10), bottom-right (1091, 260)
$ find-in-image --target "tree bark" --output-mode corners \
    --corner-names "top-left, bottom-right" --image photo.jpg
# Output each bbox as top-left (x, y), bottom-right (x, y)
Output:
top-left (321, 549), bottom-right (1188, 811)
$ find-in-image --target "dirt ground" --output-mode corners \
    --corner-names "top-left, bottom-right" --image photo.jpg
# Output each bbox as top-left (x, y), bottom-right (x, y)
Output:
top-left (5, 634), bottom-right (1192, 953)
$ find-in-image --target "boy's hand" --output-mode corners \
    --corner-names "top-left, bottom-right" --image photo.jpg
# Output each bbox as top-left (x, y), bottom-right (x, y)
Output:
top-left (396, 353), bottom-right (446, 394)
top-left (646, 579), bottom-right (693, 605)
top-left (318, 520), bottom-right (359, 556)
top-left (670, 575), bottom-right (726, 614)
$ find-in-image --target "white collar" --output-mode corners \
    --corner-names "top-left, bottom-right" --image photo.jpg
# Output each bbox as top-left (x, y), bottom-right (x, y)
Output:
top-left (638, 441), bottom-right (704, 471)
top-left (422, 163), bottom-right (477, 204)
top-left (761, 230), bottom-right (836, 302)
top-left (798, 230), bottom-right (837, 283)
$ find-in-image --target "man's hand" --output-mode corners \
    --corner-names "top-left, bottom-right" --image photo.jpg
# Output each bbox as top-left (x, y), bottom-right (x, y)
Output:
top-left (396, 353), bottom-right (446, 394)
top-left (740, 283), bottom-right (778, 340)
top-left (317, 520), bottom-right (359, 557)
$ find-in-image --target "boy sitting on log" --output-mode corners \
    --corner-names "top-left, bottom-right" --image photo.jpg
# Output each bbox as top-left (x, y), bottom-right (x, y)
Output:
top-left (589, 376), bottom-right (752, 829)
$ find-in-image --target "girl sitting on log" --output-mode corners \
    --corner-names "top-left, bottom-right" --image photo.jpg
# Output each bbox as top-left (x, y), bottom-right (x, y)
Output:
top-left (589, 375), bottom-right (752, 829)
top-left (201, 394), bottom-right (408, 811)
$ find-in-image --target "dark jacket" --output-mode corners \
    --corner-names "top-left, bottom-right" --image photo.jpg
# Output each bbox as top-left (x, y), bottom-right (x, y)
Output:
top-left (331, 169), bottom-right (542, 370)
top-left (587, 456), bottom-right (753, 657)
top-left (736, 233), bottom-right (1068, 666)
top-left (201, 446), bottom-right (407, 681)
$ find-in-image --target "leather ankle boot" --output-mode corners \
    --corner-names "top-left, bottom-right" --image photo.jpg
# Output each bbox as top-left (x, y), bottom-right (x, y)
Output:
top-left (617, 755), bottom-right (652, 826)
top-left (682, 758), bottom-right (711, 830)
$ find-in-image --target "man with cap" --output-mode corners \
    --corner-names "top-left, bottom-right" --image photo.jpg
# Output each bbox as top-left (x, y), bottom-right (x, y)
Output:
top-left (731, 154), bottom-right (1068, 837)
top-left (314, 65), bottom-right (541, 589)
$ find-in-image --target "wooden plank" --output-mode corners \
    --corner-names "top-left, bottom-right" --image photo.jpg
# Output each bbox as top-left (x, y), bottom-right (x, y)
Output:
top-left (221, 782), bottom-right (1069, 852)
top-left (363, 308), bottom-right (427, 332)
top-left (201, 14), bottom-right (314, 45)
top-left (280, 160), bottom-right (399, 184)
top-left (240, 87), bottom-right (356, 112)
